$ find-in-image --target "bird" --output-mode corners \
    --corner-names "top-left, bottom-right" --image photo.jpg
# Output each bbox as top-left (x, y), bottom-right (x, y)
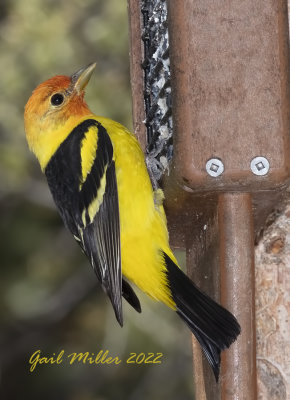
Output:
top-left (24, 63), bottom-right (240, 381)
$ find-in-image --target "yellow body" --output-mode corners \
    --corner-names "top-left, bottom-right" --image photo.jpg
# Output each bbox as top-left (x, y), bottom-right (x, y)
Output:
top-left (95, 116), bottom-right (177, 308)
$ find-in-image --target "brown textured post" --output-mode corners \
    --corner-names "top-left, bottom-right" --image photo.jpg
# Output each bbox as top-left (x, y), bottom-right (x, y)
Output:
top-left (191, 338), bottom-right (207, 400)
top-left (255, 202), bottom-right (290, 399)
top-left (218, 193), bottom-right (257, 400)
top-left (127, 0), bottom-right (146, 151)
top-left (185, 200), bottom-right (221, 399)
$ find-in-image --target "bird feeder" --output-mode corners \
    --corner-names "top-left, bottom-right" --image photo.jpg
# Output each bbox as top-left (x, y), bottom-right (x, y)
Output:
top-left (127, 0), bottom-right (290, 399)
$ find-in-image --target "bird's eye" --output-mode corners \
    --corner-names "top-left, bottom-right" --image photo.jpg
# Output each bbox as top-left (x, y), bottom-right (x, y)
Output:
top-left (51, 93), bottom-right (64, 106)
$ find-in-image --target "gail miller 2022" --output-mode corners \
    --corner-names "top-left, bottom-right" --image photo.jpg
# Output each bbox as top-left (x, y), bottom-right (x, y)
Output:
top-left (28, 349), bottom-right (164, 371)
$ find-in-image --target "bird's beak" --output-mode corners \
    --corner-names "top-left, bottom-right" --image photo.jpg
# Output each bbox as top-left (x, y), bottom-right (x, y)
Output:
top-left (70, 62), bottom-right (96, 94)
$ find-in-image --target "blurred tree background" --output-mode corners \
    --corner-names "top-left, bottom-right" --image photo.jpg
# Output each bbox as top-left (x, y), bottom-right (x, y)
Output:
top-left (0, 1), bottom-right (193, 399)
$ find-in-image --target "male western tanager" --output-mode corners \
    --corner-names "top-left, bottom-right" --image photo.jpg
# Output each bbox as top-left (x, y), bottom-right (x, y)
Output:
top-left (24, 63), bottom-right (240, 380)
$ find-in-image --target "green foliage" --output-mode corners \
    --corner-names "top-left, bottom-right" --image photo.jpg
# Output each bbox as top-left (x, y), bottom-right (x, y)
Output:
top-left (0, 1), bottom-right (193, 399)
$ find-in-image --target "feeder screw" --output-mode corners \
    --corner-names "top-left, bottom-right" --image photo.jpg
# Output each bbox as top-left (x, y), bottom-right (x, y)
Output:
top-left (250, 156), bottom-right (270, 176)
top-left (206, 158), bottom-right (224, 177)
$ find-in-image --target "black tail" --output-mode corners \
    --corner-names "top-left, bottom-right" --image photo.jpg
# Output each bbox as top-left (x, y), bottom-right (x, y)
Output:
top-left (164, 253), bottom-right (241, 381)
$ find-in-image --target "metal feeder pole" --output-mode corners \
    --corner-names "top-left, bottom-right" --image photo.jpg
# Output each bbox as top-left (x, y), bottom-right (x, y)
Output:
top-left (219, 193), bottom-right (257, 398)
top-left (128, 0), bottom-right (290, 399)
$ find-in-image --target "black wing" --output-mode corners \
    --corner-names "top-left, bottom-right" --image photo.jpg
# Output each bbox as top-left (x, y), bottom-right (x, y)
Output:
top-left (81, 159), bottom-right (123, 324)
top-left (45, 119), bottom-right (140, 325)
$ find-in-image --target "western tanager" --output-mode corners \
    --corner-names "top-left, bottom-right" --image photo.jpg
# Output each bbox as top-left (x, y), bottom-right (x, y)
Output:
top-left (24, 63), bottom-right (240, 380)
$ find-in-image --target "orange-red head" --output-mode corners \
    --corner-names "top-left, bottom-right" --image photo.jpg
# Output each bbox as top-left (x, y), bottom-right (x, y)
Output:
top-left (24, 63), bottom-right (96, 170)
